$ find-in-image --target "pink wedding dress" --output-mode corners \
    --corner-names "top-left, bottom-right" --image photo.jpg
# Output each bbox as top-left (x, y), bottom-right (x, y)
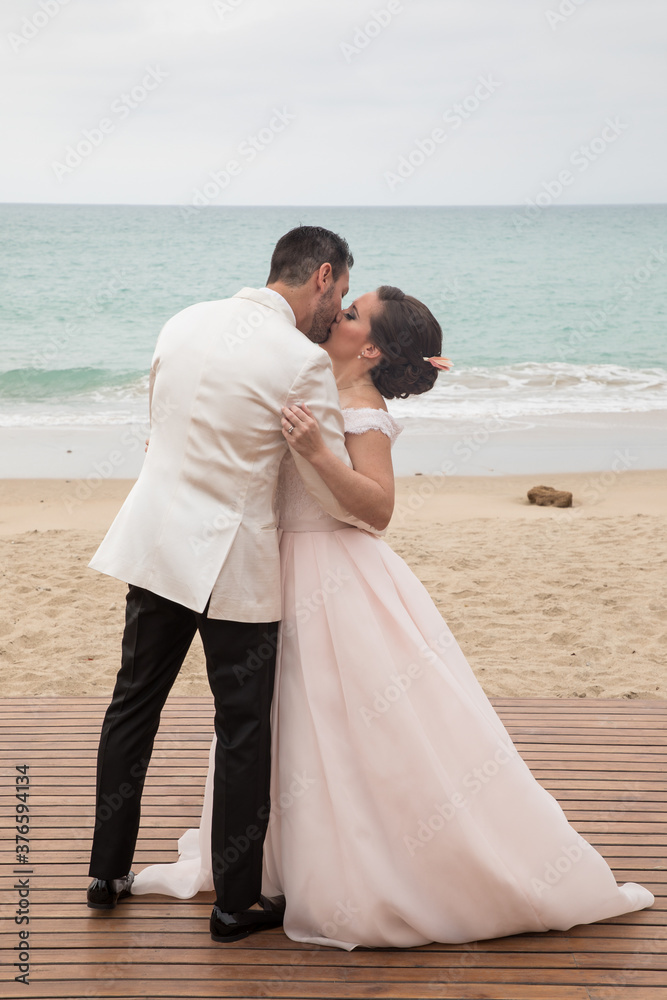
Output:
top-left (132, 407), bottom-right (654, 948)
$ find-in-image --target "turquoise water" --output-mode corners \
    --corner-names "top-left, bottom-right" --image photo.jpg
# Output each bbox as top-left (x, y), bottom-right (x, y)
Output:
top-left (1, 204), bottom-right (666, 427)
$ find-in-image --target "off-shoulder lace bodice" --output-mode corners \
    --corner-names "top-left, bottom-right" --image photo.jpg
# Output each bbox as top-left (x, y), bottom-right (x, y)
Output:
top-left (341, 407), bottom-right (402, 443)
top-left (276, 407), bottom-right (402, 524)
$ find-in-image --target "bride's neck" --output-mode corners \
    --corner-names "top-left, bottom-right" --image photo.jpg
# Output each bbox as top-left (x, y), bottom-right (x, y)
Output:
top-left (333, 359), bottom-right (373, 389)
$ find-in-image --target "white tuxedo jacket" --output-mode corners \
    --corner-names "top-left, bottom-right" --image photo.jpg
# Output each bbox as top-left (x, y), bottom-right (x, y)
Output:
top-left (89, 287), bottom-right (373, 622)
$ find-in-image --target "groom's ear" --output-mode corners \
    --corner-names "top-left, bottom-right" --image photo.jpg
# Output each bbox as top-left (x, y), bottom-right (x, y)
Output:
top-left (315, 262), bottom-right (333, 291)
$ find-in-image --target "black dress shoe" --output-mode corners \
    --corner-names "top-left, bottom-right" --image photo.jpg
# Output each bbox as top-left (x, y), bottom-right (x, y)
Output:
top-left (87, 872), bottom-right (135, 910)
top-left (210, 902), bottom-right (284, 943)
top-left (260, 893), bottom-right (286, 916)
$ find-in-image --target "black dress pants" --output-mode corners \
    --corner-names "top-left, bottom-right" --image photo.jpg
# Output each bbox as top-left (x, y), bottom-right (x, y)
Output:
top-left (88, 584), bottom-right (278, 912)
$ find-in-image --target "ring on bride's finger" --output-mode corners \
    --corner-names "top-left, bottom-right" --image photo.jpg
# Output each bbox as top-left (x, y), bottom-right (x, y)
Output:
top-left (287, 424), bottom-right (294, 434)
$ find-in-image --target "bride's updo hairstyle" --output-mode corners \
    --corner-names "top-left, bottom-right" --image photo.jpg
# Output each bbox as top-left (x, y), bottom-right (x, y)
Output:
top-left (368, 286), bottom-right (443, 400)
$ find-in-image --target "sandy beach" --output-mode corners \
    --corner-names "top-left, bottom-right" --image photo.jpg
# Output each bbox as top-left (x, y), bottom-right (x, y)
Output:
top-left (1, 470), bottom-right (665, 701)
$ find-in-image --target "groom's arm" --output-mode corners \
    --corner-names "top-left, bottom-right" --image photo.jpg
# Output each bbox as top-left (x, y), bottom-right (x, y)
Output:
top-left (286, 354), bottom-right (382, 535)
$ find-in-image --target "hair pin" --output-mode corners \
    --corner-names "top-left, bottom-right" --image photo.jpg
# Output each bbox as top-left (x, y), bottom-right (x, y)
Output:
top-left (424, 356), bottom-right (453, 371)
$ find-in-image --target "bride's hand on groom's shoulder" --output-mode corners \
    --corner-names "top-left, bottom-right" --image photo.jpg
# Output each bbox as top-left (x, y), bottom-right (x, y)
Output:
top-left (281, 403), bottom-right (326, 462)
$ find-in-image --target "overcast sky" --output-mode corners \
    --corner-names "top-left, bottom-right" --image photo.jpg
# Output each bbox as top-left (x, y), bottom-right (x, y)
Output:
top-left (2, 0), bottom-right (666, 206)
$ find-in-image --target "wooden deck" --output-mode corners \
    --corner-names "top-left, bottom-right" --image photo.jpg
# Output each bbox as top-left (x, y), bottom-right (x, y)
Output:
top-left (0, 696), bottom-right (665, 999)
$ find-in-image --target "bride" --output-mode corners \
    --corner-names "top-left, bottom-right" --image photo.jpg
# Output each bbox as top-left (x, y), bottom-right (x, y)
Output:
top-left (132, 285), bottom-right (654, 948)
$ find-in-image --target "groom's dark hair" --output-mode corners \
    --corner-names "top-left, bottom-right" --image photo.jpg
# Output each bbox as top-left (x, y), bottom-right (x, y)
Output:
top-left (267, 226), bottom-right (353, 287)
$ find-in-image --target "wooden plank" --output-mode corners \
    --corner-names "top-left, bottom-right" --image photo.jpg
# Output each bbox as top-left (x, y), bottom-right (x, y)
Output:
top-left (6, 923), bottom-right (666, 948)
top-left (2, 930), bottom-right (665, 952)
top-left (0, 983), bottom-right (596, 999)
top-left (588, 992), bottom-right (667, 1000)
top-left (13, 964), bottom-right (667, 986)
top-left (0, 947), bottom-right (584, 968)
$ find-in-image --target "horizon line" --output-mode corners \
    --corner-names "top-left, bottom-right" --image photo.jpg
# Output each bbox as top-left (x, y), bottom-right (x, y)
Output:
top-left (1, 201), bottom-right (666, 210)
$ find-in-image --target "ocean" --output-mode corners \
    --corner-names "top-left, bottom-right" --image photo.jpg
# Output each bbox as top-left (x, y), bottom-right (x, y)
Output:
top-left (1, 203), bottom-right (666, 434)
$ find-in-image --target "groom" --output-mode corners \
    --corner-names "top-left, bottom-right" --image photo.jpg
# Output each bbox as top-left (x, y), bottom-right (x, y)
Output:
top-left (86, 226), bottom-right (371, 942)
